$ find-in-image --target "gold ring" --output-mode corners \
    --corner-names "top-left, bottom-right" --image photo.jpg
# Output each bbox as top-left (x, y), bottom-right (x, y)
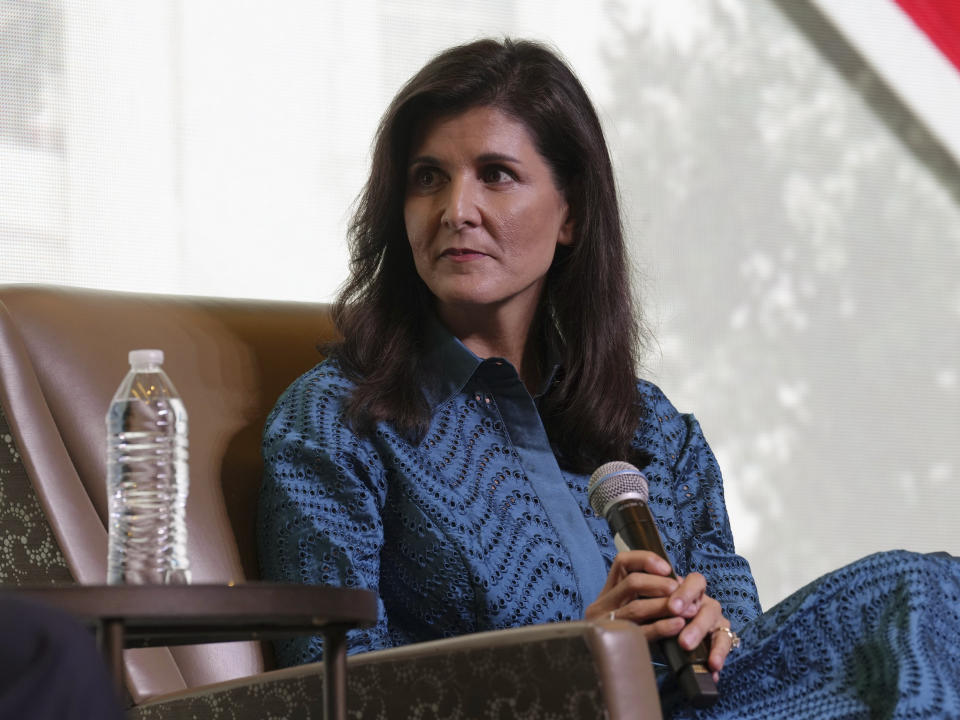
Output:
top-left (714, 626), bottom-right (741, 649)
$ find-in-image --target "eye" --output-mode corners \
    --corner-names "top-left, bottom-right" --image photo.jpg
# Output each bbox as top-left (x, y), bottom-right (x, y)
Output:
top-left (480, 165), bottom-right (516, 184)
top-left (410, 166), bottom-right (444, 191)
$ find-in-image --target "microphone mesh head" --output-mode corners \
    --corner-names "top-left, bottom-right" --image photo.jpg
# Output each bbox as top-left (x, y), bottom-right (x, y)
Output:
top-left (588, 461), bottom-right (649, 517)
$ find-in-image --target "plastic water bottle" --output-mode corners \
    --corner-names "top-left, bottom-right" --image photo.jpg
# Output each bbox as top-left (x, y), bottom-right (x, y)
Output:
top-left (106, 349), bottom-right (191, 584)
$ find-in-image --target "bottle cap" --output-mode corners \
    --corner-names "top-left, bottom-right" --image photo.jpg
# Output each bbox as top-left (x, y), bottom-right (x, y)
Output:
top-left (129, 349), bottom-right (164, 369)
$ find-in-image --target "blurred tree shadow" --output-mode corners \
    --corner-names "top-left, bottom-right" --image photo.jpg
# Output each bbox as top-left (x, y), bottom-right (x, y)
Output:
top-left (601, 0), bottom-right (960, 604)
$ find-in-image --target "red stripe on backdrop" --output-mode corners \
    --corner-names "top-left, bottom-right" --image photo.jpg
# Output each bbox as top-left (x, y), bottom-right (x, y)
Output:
top-left (894, 0), bottom-right (960, 72)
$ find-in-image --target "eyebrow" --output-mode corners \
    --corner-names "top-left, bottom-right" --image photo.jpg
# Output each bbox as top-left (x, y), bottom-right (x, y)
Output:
top-left (407, 152), bottom-right (522, 168)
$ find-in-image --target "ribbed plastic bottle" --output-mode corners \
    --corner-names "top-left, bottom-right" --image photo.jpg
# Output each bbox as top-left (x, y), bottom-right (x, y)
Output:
top-left (106, 349), bottom-right (191, 584)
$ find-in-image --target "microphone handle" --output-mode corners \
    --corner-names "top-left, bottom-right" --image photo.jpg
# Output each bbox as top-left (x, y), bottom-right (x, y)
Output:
top-left (608, 500), bottom-right (719, 708)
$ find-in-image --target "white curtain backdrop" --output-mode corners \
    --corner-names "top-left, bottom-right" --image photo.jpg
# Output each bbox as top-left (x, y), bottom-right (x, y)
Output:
top-left (2, 0), bottom-right (958, 610)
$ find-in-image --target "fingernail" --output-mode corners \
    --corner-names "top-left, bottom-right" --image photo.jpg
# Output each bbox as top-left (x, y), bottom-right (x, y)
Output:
top-left (670, 598), bottom-right (684, 613)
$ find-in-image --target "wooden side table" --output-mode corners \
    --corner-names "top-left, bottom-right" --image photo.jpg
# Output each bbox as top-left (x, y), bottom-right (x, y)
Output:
top-left (8, 583), bottom-right (377, 720)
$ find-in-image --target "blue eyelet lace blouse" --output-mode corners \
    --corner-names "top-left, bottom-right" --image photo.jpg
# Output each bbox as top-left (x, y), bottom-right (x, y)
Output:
top-left (258, 322), bottom-right (960, 719)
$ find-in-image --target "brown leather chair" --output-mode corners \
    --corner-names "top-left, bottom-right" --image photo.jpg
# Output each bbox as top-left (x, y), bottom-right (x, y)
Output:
top-left (0, 284), bottom-right (662, 719)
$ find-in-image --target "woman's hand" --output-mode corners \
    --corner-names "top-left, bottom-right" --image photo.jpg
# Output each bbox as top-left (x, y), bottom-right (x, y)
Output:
top-left (584, 550), bottom-right (736, 678)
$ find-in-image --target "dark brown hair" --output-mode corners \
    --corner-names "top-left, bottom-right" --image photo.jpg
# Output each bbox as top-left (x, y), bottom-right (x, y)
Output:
top-left (331, 38), bottom-right (649, 472)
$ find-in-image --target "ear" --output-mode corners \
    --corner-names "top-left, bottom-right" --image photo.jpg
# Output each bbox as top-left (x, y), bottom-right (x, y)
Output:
top-left (556, 205), bottom-right (574, 247)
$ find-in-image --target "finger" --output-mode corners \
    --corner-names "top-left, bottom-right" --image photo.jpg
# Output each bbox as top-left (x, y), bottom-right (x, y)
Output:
top-left (605, 551), bottom-right (673, 590)
top-left (584, 573), bottom-right (678, 621)
top-left (678, 598), bottom-right (724, 651)
top-left (672, 595), bottom-right (702, 619)
top-left (667, 572), bottom-right (707, 616)
top-left (584, 597), bottom-right (618, 622)
top-left (637, 615), bottom-right (686, 643)
top-left (588, 570), bottom-right (679, 618)
top-left (613, 595), bottom-right (684, 625)
top-left (585, 574), bottom-right (678, 622)
top-left (709, 637), bottom-right (730, 674)
top-left (610, 572), bottom-right (680, 607)
top-left (707, 626), bottom-right (737, 673)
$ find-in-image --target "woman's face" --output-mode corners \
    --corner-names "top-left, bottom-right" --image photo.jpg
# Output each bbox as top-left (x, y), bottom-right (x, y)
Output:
top-left (404, 105), bottom-right (572, 325)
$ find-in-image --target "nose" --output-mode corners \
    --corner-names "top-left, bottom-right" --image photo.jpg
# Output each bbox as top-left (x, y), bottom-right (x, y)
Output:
top-left (440, 175), bottom-right (481, 230)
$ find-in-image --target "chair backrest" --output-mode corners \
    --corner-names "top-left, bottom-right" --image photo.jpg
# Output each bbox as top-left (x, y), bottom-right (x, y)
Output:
top-left (0, 284), bottom-right (334, 703)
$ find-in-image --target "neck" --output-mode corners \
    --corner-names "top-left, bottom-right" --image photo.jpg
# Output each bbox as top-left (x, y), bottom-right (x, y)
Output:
top-left (437, 303), bottom-right (543, 393)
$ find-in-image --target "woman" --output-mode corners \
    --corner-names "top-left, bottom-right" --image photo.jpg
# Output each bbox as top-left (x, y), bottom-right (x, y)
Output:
top-left (259, 38), bottom-right (960, 718)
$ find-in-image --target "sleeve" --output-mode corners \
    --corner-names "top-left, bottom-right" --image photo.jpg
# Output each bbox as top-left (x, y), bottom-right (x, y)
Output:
top-left (640, 382), bottom-right (763, 631)
top-left (256, 366), bottom-right (393, 666)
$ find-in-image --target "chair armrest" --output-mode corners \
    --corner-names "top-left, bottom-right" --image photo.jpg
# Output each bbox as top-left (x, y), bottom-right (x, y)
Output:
top-left (129, 620), bottom-right (661, 720)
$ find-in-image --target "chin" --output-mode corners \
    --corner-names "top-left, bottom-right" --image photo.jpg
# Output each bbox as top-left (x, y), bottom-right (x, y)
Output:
top-left (435, 295), bottom-right (495, 310)
top-left (429, 283), bottom-right (498, 308)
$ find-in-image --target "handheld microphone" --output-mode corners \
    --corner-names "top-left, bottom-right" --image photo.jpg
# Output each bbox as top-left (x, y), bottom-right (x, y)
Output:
top-left (588, 461), bottom-right (719, 708)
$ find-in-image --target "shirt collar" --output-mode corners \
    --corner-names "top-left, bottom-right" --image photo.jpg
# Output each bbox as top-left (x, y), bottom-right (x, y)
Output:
top-left (421, 313), bottom-right (562, 408)
top-left (421, 314), bottom-right (483, 409)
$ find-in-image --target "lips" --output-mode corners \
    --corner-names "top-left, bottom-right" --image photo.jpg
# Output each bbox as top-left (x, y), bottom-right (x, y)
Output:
top-left (441, 247), bottom-right (487, 260)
